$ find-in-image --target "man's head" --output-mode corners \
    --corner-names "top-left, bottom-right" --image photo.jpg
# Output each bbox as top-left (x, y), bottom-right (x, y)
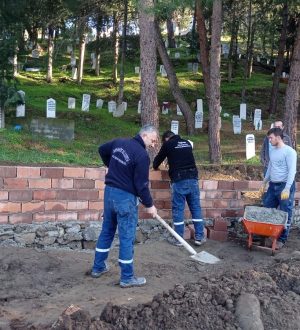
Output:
top-left (274, 120), bottom-right (284, 129)
top-left (267, 127), bottom-right (284, 147)
top-left (139, 124), bottom-right (158, 148)
top-left (162, 130), bottom-right (175, 143)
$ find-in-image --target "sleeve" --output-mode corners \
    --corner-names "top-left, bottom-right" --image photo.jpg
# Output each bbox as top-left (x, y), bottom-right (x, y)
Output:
top-left (285, 149), bottom-right (297, 190)
top-left (153, 144), bottom-right (168, 170)
top-left (98, 141), bottom-right (114, 167)
top-left (134, 154), bottom-right (153, 208)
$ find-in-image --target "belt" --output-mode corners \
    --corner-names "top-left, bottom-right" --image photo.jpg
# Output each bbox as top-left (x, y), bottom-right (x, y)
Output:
top-left (270, 182), bottom-right (285, 185)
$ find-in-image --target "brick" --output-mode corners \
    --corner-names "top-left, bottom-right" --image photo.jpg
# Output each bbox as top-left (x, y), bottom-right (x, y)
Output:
top-left (78, 210), bottom-right (101, 221)
top-left (205, 209), bottom-right (222, 218)
top-left (218, 181), bottom-right (234, 190)
top-left (200, 191), bottom-right (206, 199)
top-left (230, 200), bottom-right (245, 208)
top-left (213, 217), bottom-right (228, 231)
top-left (45, 201), bottom-right (67, 211)
top-left (221, 209), bottom-right (239, 217)
top-left (52, 178), bottom-right (74, 189)
top-left (85, 168), bottom-right (106, 179)
top-left (9, 190), bottom-right (32, 202)
top-left (9, 213), bottom-right (33, 224)
top-left (56, 190), bottom-right (78, 200)
top-left (0, 202), bottom-right (21, 213)
top-left (67, 201), bottom-right (89, 210)
top-left (233, 181), bottom-right (249, 190)
top-left (0, 166), bottom-right (17, 178)
top-left (151, 181), bottom-right (170, 189)
top-left (202, 180), bottom-right (218, 190)
top-left (89, 201), bottom-right (104, 210)
top-left (163, 200), bottom-right (172, 209)
top-left (296, 182), bottom-right (300, 191)
top-left (4, 178), bottom-right (28, 189)
top-left (57, 212), bottom-right (78, 221)
top-left (206, 227), bottom-right (228, 241)
top-left (22, 201), bottom-right (45, 213)
top-left (200, 200), bottom-right (214, 208)
top-left (0, 178), bottom-right (3, 188)
top-left (0, 191), bottom-right (8, 200)
top-left (33, 213), bottom-right (56, 222)
top-left (222, 191), bottom-right (237, 199)
top-left (73, 179), bottom-right (95, 189)
top-left (213, 200), bottom-right (229, 208)
top-left (41, 168), bottom-right (64, 178)
top-left (33, 190), bottom-right (57, 200)
top-left (95, 180), bottom-right (105, 190)
top-left (149, 170), bottom-right (162, 180)
top-left (161, 171), bottom-right (170, 181)
top-left (77, 190), bottom-right (99, 200)
top-left (205, 191), bottom-right (223, 199)
top-left (153, 191), bottom-right (171, 199)
top-left (0, 214), bottom-right (8, 224)
top-left (153, 200), bottom-right (165, 209)
top-left (184, 226), bottom-right (191, 239)
top-left (64, 167), bottom-right (85, 178)
top-left (248, 181), bottom-right (263, 189)
top-left (28, 179), bottom-right (52, 189)
top-left (198, 181), bottom-right (203, 189)
top-left (17, 167), bottom-right (40, 178)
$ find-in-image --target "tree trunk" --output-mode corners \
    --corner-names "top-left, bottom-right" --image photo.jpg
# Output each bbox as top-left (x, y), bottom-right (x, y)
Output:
top-left (208, 0), bottom-right (222, 164)
top-left (227, 2), bottom-right (237, 83)
top-left (283, 20), bottom-right (300, 150)
top-left (269, 1), bottom-right (288, 115)
top-left (139, 0), bottom-right (159, 129)
top-left (195, 0), bottom-right (210, 101)
top-left (117, 0), bottom-right (128, 105)
top-left (0, 106), bottom-right (4, 129)
top-left (46, 26), bottom-right (54, 83)
top-left (77, 29), bottom-right (86, 85)
top-left (166, 17), bottom-right (176, 48)
top-left (95, 16), bottom-right (102, 77)
top-left (155, 21), bottom-right (194, 135)
top-left (247, 21), bottom-right (255, 78)
top-left (112, 12), bottom-right (119, 85)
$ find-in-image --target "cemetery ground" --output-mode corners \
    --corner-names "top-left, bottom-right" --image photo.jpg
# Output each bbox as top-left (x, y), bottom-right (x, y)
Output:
top-left (1, 228), bottom-right (300, 329)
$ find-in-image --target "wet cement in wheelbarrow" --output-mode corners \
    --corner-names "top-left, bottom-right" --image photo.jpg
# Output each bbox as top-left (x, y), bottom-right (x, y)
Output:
top-left (1, 229), bottom-right (300, 330)
top-left (244, 206), bottom-right (288, 224)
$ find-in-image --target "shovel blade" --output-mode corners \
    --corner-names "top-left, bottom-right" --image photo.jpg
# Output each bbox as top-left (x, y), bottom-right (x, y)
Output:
top-left (190, 250), bottom-right (220, 264)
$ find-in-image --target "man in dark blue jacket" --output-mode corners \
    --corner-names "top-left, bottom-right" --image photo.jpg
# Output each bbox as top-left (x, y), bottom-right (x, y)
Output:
top-left (153, 131), bottom-right (205, 246)
top-left (91, 125), bottom-right (158, 288)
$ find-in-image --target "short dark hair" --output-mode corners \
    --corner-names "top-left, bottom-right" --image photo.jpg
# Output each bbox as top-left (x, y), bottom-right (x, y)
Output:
top-left (162, 130), bottom-right (175, 143)
top-left (267, 127), bottom-right (283, 139)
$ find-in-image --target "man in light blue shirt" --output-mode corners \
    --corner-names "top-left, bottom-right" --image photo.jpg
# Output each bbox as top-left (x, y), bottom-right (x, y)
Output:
top-left (261, 127), bottom-right (297, 249)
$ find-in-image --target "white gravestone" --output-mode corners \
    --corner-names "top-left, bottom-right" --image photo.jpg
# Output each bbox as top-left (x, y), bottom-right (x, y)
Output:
top-left (282, 72), bottom-right (287, 78)
top-left (81, 94), bottom-right (91, 112)
top-left (122, 101), bottom-right (127, 111)
top-left (192, 63), bottom-right (199, 73)
top-left (113, 103), bottom-right (125, 117)
top-left (246, 134), bottom-right (255, 160)
top-left (138, 100), bottom-right (141, 114)
top-left (31, 49), bottom-right (39, 58)
top-left (232, 115), bottom-right (242, 134)
top-left (71, 67), bottom-right (77, 80)
top-left (68, 97), bottom-right (76, 109)
top-left (240, 103), bottom-right (247, 120)
top-left (16, 104), bottom-right (25, 117)
top-left (255, 119), bottom-right (262, 131)
top-left (162, 102), bottom-right (169, 115)
top-left (171, 120), bottom-right (179, 135)
top-left (161, 66), bottom-right (167, 77)
top-left (176, 105), bottom-right (183, 116)
top-left (135, 66), bottom-right (140, 74)
top-left (195, 110), bottom-right (203, 129)
top-left (197, 99), bottom-right (203, 112)
top-left (46, 98), bottom-right (56, 118)
top-left (174, 52), bottom-right (180, 59)
top-left (96, 99), bottom-right (104, 109)
top-left (92, 58), bottom-right (96, 69)
top-left (254, 109), bottom-right (262, 127)
top-left (187, 63), bottom-right (193, 71)
top-left (108, 101), bottom-right (116, 113)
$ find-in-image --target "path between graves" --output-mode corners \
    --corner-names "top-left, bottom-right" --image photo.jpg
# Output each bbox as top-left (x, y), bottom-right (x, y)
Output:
top-left (0, 229), bottom-right (300, 329)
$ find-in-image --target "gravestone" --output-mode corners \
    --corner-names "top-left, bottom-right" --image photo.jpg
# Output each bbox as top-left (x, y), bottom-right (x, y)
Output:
top-left (67, 45), bottom-right (73, 53)
top-left (240, 103), bottom-right (247, 120)
top-left (122, 101), bottom-right (127, 111)
top-left (16, 104), bottom-right (25, 117)
top-left (257, 56), bottom-right (260, 62)
top-left (187, 63), bottom-right (193, 71)
top-left (192, 63), bottom-right (199, 73)
top-left (161, 66), bottom-right (167, 77)
top-left (197, 99), bottom-right (203, 112)
top-left (31, 49), bottom-right (40, 58)
top-left (282, 72), bottom-right (287, 78)
top-left (71, 67), bottom-right (77, 80)
top-left (159, 65), bottom-right (164, 73)
top-left (46, 98), bottom-right (56, 118)
top-left (162, 102), bottom-right (169, 115)
top-left (223, 113), bottom-right (230, 118)
top-left (90, 52), bottom-right (95, 60)
top-left (246, 134), bottom-right (255, 159)
top-left (195, 110), bottom-right (203, 129)
top-left (81, 94), bottom-right (91, 112)
top-left (255, 119), bottom-right (262, 131)
top-left (25, 68), bottom-right (40, 72)
top-left (108, 101), bottom-right (117, 113)
top-left (138, 100), bottom-right (141, 114)
top-left (176, 105), bottom-right (183, 116)
top-left (96, 99), bottom-right (104, 109)
top-left (135, 66), bottom-right (140, 74)
top-left (70, 57), bottom-right (76, 67)
top-left (174, 52), bottom-right (180, 59)
top-left (171, 120), bottom-right (179, 135)
top-left (30, 118), bottom-right (75, 141)
top-left (113, 103), bottom-right (125, 117)
top-left (92, 58), bottom-right (96, 69)
top-left (254, 109), bottom-right (262, 128)
top-left (68, 97), bottom-right (76, 109)
top-left (232, 115), bottom-right (242, 134)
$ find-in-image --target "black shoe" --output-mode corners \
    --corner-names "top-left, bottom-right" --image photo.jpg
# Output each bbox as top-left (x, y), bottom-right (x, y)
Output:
top-left (90, 267), bottom-right (109, 278)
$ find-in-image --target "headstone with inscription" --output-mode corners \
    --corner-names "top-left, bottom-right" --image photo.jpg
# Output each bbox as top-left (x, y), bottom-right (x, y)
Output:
top-left (108, 101), bottom-right (117, 113)
top-left (254, 109), bottom-right (262, 128)
top-left (46, 98), bottom-right (56, 118)
top-left (232, 115), bottom-right (242, 134)
top-left (96, 99), bottom-right (104, 109)
top-left (195, 110), bottom-right (203, 129)
top-left (16, 104), bottom-right (25, 117)
top-left (135, 66), bottom-right (140, 74)
top-left (246, 134), bottom-right (255, 159)
top-left (240, 103), bottom-right (247, 120)
top-left (68, 97), bottom-right (76, 109)
top-left (81, 94), bottom-right (91, 112)
top-left (171, 120), bottom-right (179, 135)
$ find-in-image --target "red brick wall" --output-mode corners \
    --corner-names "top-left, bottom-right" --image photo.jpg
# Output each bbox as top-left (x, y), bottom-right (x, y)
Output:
top-left (0, 166), bottom-right (299, 224)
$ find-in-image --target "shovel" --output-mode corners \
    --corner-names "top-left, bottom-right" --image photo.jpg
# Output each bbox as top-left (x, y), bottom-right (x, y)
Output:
top-left (155, 214), bottom-right (220, 264)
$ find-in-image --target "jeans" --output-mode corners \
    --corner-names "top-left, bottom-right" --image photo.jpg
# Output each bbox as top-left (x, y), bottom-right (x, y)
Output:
top-left (171, 179), bottom-right (204, 240)
top-left (263, 181), bottom-right (295, 242)
top-left (92, 186), bottom-right (138, 282)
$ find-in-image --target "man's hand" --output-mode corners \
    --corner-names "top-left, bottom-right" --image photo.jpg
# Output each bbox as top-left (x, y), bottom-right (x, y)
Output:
top-left (145, 205), bottom-right (157, 218)
top-left (258, 182), bottom-right (267, 198)
top-left (281, 189), bottom-right (290, 200)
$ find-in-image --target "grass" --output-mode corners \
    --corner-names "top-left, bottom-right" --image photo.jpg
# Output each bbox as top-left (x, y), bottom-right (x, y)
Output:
top-left (0, 43), bottom-right (291, 167)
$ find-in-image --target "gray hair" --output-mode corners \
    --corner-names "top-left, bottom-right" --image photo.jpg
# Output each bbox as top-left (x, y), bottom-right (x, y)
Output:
top-left (139, 124), bottom-right (158, 136)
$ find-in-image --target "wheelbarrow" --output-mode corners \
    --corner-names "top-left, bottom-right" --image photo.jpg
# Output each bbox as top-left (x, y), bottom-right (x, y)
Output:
top-left (241, 206), bottom-right (288, 255)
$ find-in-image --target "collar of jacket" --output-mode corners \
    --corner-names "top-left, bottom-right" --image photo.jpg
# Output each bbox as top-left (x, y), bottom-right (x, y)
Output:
top-left (133, 134), bottom-right (146, 149)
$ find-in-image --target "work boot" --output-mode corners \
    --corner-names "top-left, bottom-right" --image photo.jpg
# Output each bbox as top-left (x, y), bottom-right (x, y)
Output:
top-left (120, 277), bottom-right (146, 288)
top-left (167, 236), bottom-right (183, 247)
top-left (90, 264), bottom-right (109, 278)
top-left (194, 237), bottom-right (206, 246)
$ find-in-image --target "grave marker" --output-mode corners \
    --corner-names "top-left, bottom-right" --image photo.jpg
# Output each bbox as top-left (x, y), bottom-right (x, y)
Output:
top-left (108, 101), bottom-right (116, 113)
top-left (246, 134), bottom-right (255, 159)
top-left (255, 119), bottom-right (262, 131)
top-left (122, 101), bottom-right (127, 111)
top-left (70, 56), bottom-right (76, 67)
top-left (174, 52), bottom-right (180, 59)
top-left (187, 63), bottom-right (193, 71)
top-left (68, 97), bottom-right (76, 109)
top-left (16, 104), bottom-right (25, 117)
top-left (161, 66), bottom-right (167, 77)
top-left (46, 98), bottom-right (56, 118)
top-left (81, 94), bottom-right (91, 112)
top-left (232, 115), bottom-right (242, 134)
top-left (176, 105), bottom-right (183, 116)
top-left (71, 67), bottom-right (77, 80)
top-left (195, 110), bottom-right (203, 129)
top-left (113, 103), bottom-right (125, 117)
top-left (135, 66), bottom-right (140, 74)
top-left (67, 45), bottom-right (73, 53)
top-left (197, 99), bottom-right (203, 112)
top-left (171, 120), bottom-right (179, 135)
top-left (240, 103), bottom-right (247, 120)
top-left (96, 99), bottom-right (104, 109)
top-left (138, 100), bottom-right (141, 114)
top-left (254, 109), bottom-right (262, 128)
top-left (31, 49), bottom-right (40, 58)
top-left (162, 102), bottom-right (169, 115)
top-left (192, 63), bottom-right (199, 73)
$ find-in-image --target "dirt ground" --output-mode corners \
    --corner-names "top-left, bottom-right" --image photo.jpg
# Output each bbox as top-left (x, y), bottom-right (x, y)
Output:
top-left (1, 226), bottom-right (300, 330)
